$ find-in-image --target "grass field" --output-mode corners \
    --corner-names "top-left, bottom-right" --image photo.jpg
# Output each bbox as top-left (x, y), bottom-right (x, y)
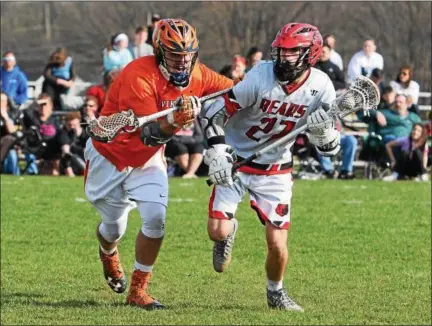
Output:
top-left (1, 175), bottom-right (431, 325)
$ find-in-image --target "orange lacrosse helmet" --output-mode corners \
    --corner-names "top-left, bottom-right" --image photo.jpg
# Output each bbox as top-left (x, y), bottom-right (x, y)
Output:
top-left (152, 19), bottom-right (199, 87)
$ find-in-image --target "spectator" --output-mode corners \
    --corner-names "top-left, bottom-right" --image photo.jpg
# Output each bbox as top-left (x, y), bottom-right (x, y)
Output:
top-left (369, 94), bottom-right (422, 144)
top-left (219, 64), bottom-right (232, 78)
top-left (80, 95), bottom-right (100, 123)
top-left (245, 46), bottom-right (263, 72)
top-left (146, 14), bottom-right (161, 45)
top-left (103, 33), bottom-right (133, 73)
top-left (22, 93), bottom-right (62, 175)
top-left (1, 92), bottom-right (19, 174)
top-left (389, 65), bottom-right (420, 105)
top-left (230, 55), bottom-right (247, 81)
top-left (378, 86), bottom-right (395, 110)
top-left (1, 51), bottom-right (28, 106)
top-left (86, 69), bottom-right (120, 112)
top-left (165, 120), bottom-right (204, 178)
top-left (314, 43), bottom-right (345, 90)
top-left (370, 68), bottom-right (385, 95)
top-left (129, 26), bottom-right (154, 59)
top-left (42, 47), bottom-right (76, 110)
top-left (347, 38), bottom-right (384, 83)
top-left (323, 34), bottom-right (343, 71)
top-left (58, 111), bottom-right (88, 177)
top-left (384, 123), bottom-right (429, 181)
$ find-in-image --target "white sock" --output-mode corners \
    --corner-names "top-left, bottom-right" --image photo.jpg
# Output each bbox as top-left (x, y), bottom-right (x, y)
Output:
top-left (267, 279), bottom-right (283, 292)
top-left (100, 245), bottom-right (116, 255)
top-left (134, 261), bottom-right (153, 273)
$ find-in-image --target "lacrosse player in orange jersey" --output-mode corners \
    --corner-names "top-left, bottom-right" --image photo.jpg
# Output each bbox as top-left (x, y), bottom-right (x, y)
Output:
top-left (84, 18), bottom-right (233, 310)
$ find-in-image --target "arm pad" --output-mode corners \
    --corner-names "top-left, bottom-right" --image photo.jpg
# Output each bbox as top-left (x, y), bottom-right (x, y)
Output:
top-left (140, 121), bottom-right (172, 147)
top-left (200, 97), bottom-right (228, 146)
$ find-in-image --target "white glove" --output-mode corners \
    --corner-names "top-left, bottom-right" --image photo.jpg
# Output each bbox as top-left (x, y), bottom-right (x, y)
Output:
top-left (204, 144), bottom-right (236, 186)
top-left (307, 107), bottom-right (340, 155)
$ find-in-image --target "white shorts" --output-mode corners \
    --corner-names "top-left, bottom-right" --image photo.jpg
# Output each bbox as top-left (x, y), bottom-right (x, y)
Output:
top-left (209, 172), bottom-right (294, 229)
top-left (84, 139), bottom-right (168, 222)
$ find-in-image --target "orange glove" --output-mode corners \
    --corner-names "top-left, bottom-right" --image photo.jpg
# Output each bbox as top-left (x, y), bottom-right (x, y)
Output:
top-left (167, 95), bottom-right (202, 128)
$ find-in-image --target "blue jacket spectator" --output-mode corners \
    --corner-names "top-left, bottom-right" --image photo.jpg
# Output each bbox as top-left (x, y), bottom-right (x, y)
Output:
top-left (103, 33), bottom-right (133, 72)
top-left (1, 51), bottom-right (28, 105)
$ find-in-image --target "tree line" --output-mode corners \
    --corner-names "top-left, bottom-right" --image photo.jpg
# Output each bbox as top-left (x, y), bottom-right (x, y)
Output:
top-left (1, 1), bottom-right (431, 92)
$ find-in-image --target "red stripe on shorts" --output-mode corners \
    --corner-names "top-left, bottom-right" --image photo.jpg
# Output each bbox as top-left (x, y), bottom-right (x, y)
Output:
top-left (208, 187), bottom-right (230, 220)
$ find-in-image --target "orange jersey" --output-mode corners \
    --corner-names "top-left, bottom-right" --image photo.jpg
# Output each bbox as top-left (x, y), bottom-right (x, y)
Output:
top-left (93, 56), bottom-right (233, 171)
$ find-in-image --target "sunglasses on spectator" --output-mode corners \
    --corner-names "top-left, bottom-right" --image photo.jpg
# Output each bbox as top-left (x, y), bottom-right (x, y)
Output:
top-left (85, 103), bottom-right (96, 107)
top-left (399, 72), bottom-right (409, 76)
top-left (2, 56), bottom-right (16, 62)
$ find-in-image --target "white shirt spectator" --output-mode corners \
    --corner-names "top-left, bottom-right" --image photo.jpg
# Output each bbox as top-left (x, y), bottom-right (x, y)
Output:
top-left (389, 80), bottom-right (420, 105)
top-left (329, 49), bottom-right (343, 71)
top-left (347, 50), bottom-right (383, 83)
top-left (131, 43), bottom-right (154, 59)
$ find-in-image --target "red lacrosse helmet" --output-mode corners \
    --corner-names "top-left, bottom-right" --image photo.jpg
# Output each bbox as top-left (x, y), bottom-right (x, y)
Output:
top-left (271, 23), bottom-right (323, 84)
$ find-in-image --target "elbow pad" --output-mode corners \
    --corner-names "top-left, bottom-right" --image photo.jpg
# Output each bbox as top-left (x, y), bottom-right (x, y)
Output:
top-left (200, 97), bottom-right (228, 146)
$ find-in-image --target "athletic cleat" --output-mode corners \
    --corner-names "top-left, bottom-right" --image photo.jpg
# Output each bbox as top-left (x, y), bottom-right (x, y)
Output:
top-left (267, 288), bottom-right (304, 312)
top-left (99, 248), bottom-right (127, 294)
top-left (213, 218), bottom-right (238, 273)
top-left (126, 270), bottom-right (166, 310)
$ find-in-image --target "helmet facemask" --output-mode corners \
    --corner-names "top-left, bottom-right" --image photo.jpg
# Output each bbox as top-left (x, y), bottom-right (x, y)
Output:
top-left (271, 46), bottom-right (311, 85)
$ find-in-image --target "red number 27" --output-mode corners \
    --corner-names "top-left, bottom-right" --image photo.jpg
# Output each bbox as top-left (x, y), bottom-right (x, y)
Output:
top-left (245, 118), bottom-right (296, 142)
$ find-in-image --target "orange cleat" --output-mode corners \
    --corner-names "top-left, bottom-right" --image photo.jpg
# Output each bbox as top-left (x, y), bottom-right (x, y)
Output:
top-left (99, 248), bottom-right (127, 293)
top-left (126, 270), bottom-right (165, 310)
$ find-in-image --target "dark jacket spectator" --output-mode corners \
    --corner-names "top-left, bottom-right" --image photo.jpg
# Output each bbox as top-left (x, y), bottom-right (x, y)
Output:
top-left (146, 14), bottom-right (161, 46)
top-left (314, 44), bottom-right (345, 90)
top-left (370, 68), bottom-right (385, 96)
top-left (385, 123), bottom-right (429, 181)
top-left (22, 93), bottom-right (62, 175)
top-left (1, 51), bottom-right (28, 105)
top-left (58, 111), bottom-right (88, 176)
top-left (42, 47), bottom-right (76, 110)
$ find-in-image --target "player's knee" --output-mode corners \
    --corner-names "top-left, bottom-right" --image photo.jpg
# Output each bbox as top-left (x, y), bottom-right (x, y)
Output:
top-left (138, 201), bottom-right (166, 239)
top-left (266, 238), bottom-right (287, 256)
top-left (98, 219), bottom-right (127, 243)
top-left (207, 218), bottom-right (233, 241)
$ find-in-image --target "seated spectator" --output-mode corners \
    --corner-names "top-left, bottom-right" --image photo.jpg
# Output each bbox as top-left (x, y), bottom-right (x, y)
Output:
top-left (370, 68), bottom-right (385, 95)
top-left (219, 64), bottom-right (232, 78)
top-left (384, 123), bottom-right (429, 181)
top-left (316, 120), bottom-right (358, 179)
top-left (22, 93), bottom-right (62, 175)
top-left (245, 46), bottom-right (263, 72)
top-left (129, 26), bottom-right (154, 59)
top-left (146, 14), bottom-right (161, 46)
top-left (42, 47), bottom-right (76, 110)
top-left (369, 94), bottom-right (422, 144)
top-left (1, 51), bottom-right (28, 106)
top-left (358, 85), bottom-right (395, 124)
top-left (314, 43), bottom-right (346, 90)
top-left (378, 86), bottom-right (395, 110)
top-left (0, 92), bottom-right (38, 175)
top-left (103, 33), bottom-right (133, 73)
top-left (80, 95), bottom-right (100, 122)
top-left (1, 92), bottom-right (19, 174)
top-left (58, 111), bottom-right (88, 177)
top-left (86, 69), bottom-right (120, 112)
top-left (389, 65), bottom-right (420, 105)
top-left (323, 34), bottom-right (343, 71)
top-left (165, 120), bottom-right (204, 178)
top-left (347, 38), bottom-right (384, 84)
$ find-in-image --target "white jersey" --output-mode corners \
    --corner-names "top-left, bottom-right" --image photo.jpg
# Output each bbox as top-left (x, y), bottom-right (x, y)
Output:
top-left (225, 61), bottom-right (336, 165)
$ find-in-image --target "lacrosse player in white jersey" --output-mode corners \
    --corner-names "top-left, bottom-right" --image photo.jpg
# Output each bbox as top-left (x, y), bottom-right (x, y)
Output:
top-left (201, 23), bottom-right (340, 311)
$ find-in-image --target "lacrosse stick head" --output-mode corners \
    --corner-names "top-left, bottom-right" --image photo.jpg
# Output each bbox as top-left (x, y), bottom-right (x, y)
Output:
top-left (333, 76), bottom-right (380, 118)
top-left (86, 109), bottom-right (137, 142)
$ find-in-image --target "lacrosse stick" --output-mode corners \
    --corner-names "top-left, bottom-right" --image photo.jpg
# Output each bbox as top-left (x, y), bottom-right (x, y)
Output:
top-left (86, 87), bottom-right (232, 143)
top-left (206, 75), bottom-right (380, 186)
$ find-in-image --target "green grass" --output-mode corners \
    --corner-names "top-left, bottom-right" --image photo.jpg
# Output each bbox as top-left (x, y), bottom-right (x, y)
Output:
top-left (1, 175), bottom-right (431, 325)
